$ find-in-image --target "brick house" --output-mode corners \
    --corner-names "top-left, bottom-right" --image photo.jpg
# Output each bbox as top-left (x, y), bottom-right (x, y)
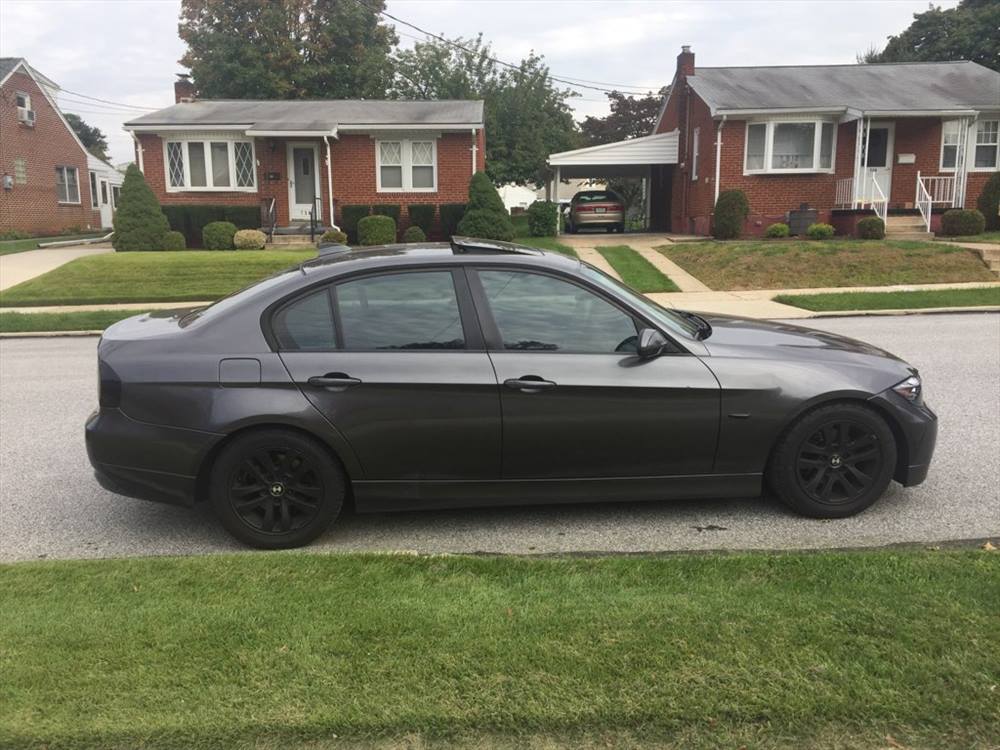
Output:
top-left (0, 58), bottom-right (123, 235)
top-left (124, 78), bottom-right (485, 236)
top-left (549, 48), bottom-right (1000, 237)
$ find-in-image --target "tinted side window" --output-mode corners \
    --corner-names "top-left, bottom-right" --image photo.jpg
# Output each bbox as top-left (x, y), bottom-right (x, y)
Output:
top-left (479, 270), bottom-right (637, 353)
top-left (272, 289), bottom-right (335, 350)
top-left (336, 271), bottom-right (465, 350)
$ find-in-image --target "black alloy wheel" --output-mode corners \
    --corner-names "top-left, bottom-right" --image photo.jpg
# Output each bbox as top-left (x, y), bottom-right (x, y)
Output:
top-left (795, 420), bottom-right (880, 505)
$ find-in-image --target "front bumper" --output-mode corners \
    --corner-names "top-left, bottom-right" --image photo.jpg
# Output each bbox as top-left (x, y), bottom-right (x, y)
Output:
top-left (868, 391), bottom-right (938, 487)
top-left (86, 407), bottom-right (222, 507)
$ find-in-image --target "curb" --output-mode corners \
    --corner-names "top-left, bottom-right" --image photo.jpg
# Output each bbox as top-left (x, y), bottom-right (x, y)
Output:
top-left (0, 330), bottom-right (103, 338)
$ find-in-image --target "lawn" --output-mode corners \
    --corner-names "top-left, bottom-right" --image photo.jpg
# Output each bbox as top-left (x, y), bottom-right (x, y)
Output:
top-left (0, 232), bottom-right (107, 256)
top-left (0, 250), bottom-right (314, 307)
top-left (0, 309), bottom-right (153, 333)
top-left (940, 231), bottom-right (1000, 242)
top-left (597, 245), bottom-right (679, 292)
top-left (515, 235), bottom-right (578, 257)
top-left (660, 240), bottom-right (996, 291)
top-left (775, 285), bottom-right (1000, 311)
top-left (2, 550), bottom-right (998, 749)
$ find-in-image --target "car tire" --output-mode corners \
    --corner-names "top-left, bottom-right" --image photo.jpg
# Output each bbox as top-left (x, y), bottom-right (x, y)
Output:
top-left (567, 222), bottom-right (576, 234)
top-left (209, 428), bottom-right (345, 549)
top-left (766, 402), bottom-right (896, 518)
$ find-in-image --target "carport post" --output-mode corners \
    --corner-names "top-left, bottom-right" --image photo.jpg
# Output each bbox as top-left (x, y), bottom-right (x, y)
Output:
top-left (553, 165), bottom-right (561, 235)
top-left (644, 167), bottom-right (652, 231)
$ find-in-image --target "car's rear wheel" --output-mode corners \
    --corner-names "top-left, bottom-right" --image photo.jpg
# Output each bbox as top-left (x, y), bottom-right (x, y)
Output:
top-left (209, 428), bottom-right (345, 549)
top-left (767, 403), bottom-right (896, 518)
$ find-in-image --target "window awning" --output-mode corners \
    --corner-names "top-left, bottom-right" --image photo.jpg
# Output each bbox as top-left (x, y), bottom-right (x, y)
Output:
top-left (547, 130), bottom-right (679, 178)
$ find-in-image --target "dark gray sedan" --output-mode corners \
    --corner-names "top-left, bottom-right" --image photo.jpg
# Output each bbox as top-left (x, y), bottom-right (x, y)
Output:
top-left (86, 238), bottom-right (937, 549)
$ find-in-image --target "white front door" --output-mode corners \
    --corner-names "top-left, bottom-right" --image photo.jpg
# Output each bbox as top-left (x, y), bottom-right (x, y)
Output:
top-left (98, 179), bottom-right (114, 228)
top-left (861, 122), bottom-right (894, 203)
top-left (287, 143), bottom-right (320, 222)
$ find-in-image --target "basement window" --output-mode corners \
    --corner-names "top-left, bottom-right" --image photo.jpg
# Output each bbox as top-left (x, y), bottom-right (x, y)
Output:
top-left (744, 120), bottom-right (836, 174)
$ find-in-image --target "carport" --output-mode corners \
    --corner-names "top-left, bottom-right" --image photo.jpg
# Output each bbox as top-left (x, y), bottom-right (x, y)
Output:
top-left (546, 130), bottom-right (679, 234)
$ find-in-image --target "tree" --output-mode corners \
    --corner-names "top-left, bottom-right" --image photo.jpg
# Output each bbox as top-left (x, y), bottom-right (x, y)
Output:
top-left (457, 171), bottom-right (514, 241)
top-left (861, 0), bottom-right (1000, 71)
top-left (579, 88), bottom-right (668, 146)
top-left (391, 35), bottom-right (579, 185)
top-left (113, 165), bottom-right (169, 251)
top-left (65, 113), bottom-right (109, 161)
top-left (178, 0), bottom-right (398, 99)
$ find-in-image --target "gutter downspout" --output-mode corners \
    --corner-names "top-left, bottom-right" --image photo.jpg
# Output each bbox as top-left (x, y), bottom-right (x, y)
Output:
top-left (713, 115), bottom-right (726, 206)
top-left (325, 130), bottom-right (339, 231)
top-left (471, 128), bottom-right (478, 175)
top-left (130, 131), bottom-right (144, 173)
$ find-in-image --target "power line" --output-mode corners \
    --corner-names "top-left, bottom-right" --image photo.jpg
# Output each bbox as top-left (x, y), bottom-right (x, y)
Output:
top-left (58, 96), bottom-right (151, 113)
top-left (358, 0), bottom-right (656, 96)
top-left (56, 86), bottom-right (158, 111)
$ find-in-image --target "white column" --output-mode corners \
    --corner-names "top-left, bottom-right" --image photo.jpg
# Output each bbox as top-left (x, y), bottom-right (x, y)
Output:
top-left (325, 135), bottom-right (338, 230)
top-left (553, 165), bottom-right (561, 235)
top-left (644, 168), bottom-right (652, 231)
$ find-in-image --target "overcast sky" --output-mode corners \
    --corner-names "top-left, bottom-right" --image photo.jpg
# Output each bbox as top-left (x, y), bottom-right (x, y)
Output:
top-left (0, 0), bottom-right (957, 164)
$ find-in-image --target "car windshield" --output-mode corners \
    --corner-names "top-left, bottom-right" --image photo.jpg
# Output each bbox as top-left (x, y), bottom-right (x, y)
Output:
top-left (579, 264), bottom-right (703, 339)
top-left (575, 192), bottom-right (617, 203)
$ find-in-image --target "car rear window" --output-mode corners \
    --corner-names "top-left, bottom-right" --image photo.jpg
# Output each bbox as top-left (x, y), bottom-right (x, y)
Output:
top-left (575, 192), bottom-right (617, 203)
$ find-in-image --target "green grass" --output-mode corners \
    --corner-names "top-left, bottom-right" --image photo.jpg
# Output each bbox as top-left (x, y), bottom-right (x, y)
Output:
top-left (597, 245), bottom-right (679, 292)
top-left (514, 235), bottom-right (578, 257)
top-left (940, 230), bottom-right (1000, 242)
top-left (2, 550), bottom-right (998, 749)
top-left (775, 285), bottom-right (1000, 311)
top-left (660, 239), bottom-right (996, 291)
top-left (0, 250), bottom-right (314, 307)
top-left (0, 232), bottom-right (106, 255)
top-left (0, 309), bottom-right (155, 333)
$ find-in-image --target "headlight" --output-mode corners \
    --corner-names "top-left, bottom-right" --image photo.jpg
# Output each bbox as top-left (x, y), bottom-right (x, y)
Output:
top-left (892, 375), bottom-right (922, 405)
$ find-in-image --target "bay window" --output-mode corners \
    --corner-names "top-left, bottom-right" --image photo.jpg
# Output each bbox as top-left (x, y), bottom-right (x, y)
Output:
top-left (744, 120), bottom-right (836, 174)
top-left (55, 166), bottom-right (80, 203)
top-left (164, 138), bottom-right (256, 191)
top-left (377, 139), bottom-right (438, 191)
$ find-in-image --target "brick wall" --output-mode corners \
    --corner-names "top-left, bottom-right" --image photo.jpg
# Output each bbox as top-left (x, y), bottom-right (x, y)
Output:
top-left (0, 69), bottom-right (97, 234)
top-left (137, 129), bottom-right (481, 231)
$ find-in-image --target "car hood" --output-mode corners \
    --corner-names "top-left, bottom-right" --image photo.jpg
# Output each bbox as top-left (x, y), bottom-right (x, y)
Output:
top-left (697, 313), bottom-right (908, 366)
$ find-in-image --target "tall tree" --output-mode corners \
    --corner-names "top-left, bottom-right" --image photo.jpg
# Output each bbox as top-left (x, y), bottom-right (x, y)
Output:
top-left (391, 35), bottom-right (579, 185)
top-left (64, 113), bottom-right (109, 161)
top-left (579, 89), bottom-right (668, 146)
top-left (178, 0), bottom-right (398, 99)
top-left (862, 0), bottom-right (999, 71)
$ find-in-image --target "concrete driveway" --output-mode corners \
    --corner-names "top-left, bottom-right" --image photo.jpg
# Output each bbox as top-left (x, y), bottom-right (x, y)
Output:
top-left (0, 243), bottom-right (113, 291)
top-left (0, 313), bottom-right (997, 562)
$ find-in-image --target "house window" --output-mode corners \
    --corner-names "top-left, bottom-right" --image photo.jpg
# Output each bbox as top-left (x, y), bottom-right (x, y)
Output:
top-left (974, 120), bottom-right (999, 170)
top-left (377, 139), bottom-right (438, 191)
top-left (163, 138), bottom-right (256, 191)
top-left (15, 91), bottom-right (32, 122)
top-left (744, 120), bottom-right (836, 174)
top-left (112, 185), bottom-right (120, 208)
top-left (55, 166), bottom-right (80, 203)
top-left (14, 158), bottom-right (27, 185)
top-left (941, 120), bottom-right (961, 170)
top-left (691, 127), bottom-right (699, 181)
top-left (101, 181), bottom-right (109, 205)
top-left (89, 172), bottom-right (99, 208)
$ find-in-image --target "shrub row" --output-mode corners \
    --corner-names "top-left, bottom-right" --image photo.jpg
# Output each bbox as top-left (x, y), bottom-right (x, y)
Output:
top-left (337, 204), bottom-right (463, 243)
top-left (161, 204), bottom-right (259, 248)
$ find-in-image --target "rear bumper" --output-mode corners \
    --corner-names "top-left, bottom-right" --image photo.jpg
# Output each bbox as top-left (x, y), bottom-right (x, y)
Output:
top-left (869, 391), bottom-right (938, 487)
top-left (572, 212), bottom-right (624, 226)
top-left (86, 407), bottom-right (222, 507)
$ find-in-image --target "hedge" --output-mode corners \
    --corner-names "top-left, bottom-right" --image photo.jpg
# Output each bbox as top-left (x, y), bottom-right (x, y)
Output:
top-left (764, 223), bottom-right (790, 238)
top-left (856, 216), bottom-right (885, 240)
top-left (407, 204), bottom-right (436, 235)
top-left (162, 230), bottom-right (187, 251)
top-left (457, 209), bottom-right (515, 241)
top-left (357, 215), bottom-right (396, 245)
top-left (233, 229), bottom-right (267, 250)
top-left (440, 203), bottom-right (467, 239)
top-left (940, 209), bottom-right (985, 237)
top-left (402, 225), bottom-right (427, 242)
top-left (527, 201), bottom-right (558, 236)
top-left (806, 222), bottom-right (836, 240)
top-left (340, 205), bottom-right (371, 243)
top-left (976, 172), bottom-right (1000, 231)
top-left (712, 190), bottom-right (749, 239)
top-left (203, 221), bottom-right (238, 250)
top-left (161, 204), bottom-right (259, 248)
top-left (321, 229), bottom-right (348, 244)
top-left (373, 205), bottom-right (401, 223)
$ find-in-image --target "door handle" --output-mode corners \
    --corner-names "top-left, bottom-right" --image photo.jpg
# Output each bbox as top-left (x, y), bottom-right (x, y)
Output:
top-left (307, 373), bottom-right (361, 391)
top-left (504, 376), bottom-right (556, 392)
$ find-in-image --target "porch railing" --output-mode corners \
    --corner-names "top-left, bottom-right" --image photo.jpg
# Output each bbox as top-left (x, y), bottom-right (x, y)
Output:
top-left (260, 197), bottom-right (277, 243)
top-left (916, 172), bottom-right (956, 206)
top-left (834, 177), bottom-right (854, 209)
top-left (916, 175), bottom-right (933, 233)
top-left (870, 178), bottom-right (887, 223)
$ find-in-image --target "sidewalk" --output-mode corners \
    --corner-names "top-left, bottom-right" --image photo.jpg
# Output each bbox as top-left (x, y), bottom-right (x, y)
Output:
top-left (0, 243), bottom-right (113, 291)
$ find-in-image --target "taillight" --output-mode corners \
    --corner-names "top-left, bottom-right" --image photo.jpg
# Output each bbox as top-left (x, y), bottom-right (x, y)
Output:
top-left (610, 204), bottom-right (623, 212)
top-left (98, 359), bottom-right (121, 407)
top-left (576, 205), bottom-right (594, 213)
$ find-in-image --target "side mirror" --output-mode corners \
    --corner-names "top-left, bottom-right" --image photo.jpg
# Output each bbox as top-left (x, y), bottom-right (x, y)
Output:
top-left (637, 328), bottom-right (668, 359)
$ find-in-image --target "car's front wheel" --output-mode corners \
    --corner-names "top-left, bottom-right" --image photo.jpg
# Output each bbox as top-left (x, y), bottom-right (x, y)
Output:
top-left (767, 403), bottom-right (896, 518)
top-left (209, 428), bottom-right (345, 549)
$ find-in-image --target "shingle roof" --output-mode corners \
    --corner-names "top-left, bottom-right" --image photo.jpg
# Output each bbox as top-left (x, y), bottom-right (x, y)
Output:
top-left (125, 99), bottom-right (485, 131)
top-left (688, 61), bottom-right (1000, 114)
top-left (0, 57), bottom-right (25, 83)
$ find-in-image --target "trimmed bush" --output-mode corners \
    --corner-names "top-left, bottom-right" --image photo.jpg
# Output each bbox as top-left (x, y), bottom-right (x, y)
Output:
top-left (162, 230), bottom-right (187, 251)
top-left (527, 200), bottom-right (558, 236)
top-left (856, 216), bottom-right (885, 240)
top-left (712, 190), bottom-right (750, 240)
top-left (806, 222), bottom-right (836, 240)
top-left (407, 204), bottom-right (436, 235)
top-left (112, 164), bottom-right (169, 252)
top-left (357, 215), bottom-right (396, 245)
top-left (373, 204), bottom-right (401, 223)
top-left (340, 205), bottom-right (371, 243)
top-left (457, 209), bottom-right (516, 242)
top-left (467, 171), bottom-right (507, 213)
top-left (940, 208), bottom-right (985, 237)
top-left (403, 225), bottom-right (427, 242)
top-left (203, 221), bottom-right (238, 250)
top-left (161, 204), bottom-right (259, 248)
top-left (234, 229), bottom-right (267, 250)
top-left (440, 203), bottom-right (467, 239)
top-left (976, 172), bottom-right (1000, 231)
top-left (320, 229), bottom-right (348, 244)
top-left (764, 222), bottom-right (790, 238)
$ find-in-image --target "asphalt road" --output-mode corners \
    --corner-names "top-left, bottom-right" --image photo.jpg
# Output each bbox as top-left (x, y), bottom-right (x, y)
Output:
top-left (1, 313), bottom-right (998, 562)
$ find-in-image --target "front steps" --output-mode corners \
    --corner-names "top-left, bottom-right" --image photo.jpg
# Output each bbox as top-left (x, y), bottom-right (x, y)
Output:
top-left (885, 214), bottom-right (933, 241)
top-left (269, 224), bottom-right (330, 246)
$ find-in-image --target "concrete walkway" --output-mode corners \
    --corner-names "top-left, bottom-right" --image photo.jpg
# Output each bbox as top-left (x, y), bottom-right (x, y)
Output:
top-left (560, 232), bottom-right (711, 292)
top-left (0, 244), bottom-right (113, 292)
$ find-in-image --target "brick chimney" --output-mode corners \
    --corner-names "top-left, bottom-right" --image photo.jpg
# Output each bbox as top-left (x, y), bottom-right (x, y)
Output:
top-left (677, 45), bottom-right (695, 77)
top-left (174, 74), bottom-right (196, 103)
